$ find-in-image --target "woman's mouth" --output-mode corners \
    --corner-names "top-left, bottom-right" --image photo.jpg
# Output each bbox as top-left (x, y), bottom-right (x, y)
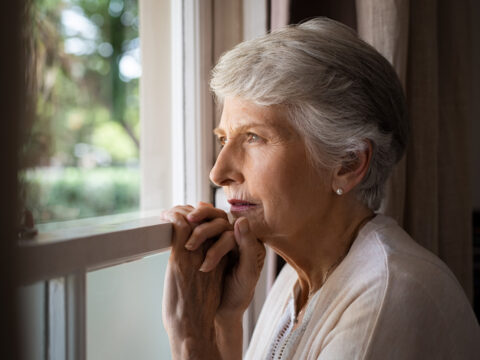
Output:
top-left (228, 199), bottom-right (259, 212)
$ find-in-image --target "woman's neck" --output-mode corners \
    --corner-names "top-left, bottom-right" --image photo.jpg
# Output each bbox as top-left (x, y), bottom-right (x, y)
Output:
top-left (267, 200), bottom-right (374, 310)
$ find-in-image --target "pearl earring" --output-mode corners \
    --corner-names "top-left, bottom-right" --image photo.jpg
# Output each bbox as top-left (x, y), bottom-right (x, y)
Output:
top-left (335, 188), bottom-right (344, 195)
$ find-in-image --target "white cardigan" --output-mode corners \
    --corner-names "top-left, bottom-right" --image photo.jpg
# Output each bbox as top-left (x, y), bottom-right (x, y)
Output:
top-left (245, 215), bottom-right (480, 360)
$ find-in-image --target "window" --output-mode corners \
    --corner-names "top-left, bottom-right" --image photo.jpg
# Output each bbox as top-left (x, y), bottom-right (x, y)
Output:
top-left (23, 0), bottom-right (141, 224)
top-left (18, 1), bottom-right (271, 359)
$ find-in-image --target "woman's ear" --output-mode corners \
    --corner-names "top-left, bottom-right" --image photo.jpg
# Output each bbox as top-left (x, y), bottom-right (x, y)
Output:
top-left (332, 140), bottom-right (373, 195)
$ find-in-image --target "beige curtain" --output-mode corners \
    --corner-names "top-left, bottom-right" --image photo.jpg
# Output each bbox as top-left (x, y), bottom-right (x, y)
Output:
top-left (271, 0), bottom-right (291, 30)
top-left (356, 0), bottom-right (475, 300)
top-left (356, 0), bottom-right (409, 227)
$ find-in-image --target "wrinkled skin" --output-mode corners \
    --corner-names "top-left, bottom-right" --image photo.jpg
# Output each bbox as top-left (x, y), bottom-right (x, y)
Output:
top-left (161, 203), bottom-right (265, 359)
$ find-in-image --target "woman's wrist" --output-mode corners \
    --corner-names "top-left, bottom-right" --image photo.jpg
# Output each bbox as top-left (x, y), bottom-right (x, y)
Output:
top-left (215, 315), bottom-right (244, 360)
top-left (170, 334), bottom-right (221, 360)
top-left (215, 310), bottom-right (244, 327)
top-left (181, 337), bottom-right (221, 360)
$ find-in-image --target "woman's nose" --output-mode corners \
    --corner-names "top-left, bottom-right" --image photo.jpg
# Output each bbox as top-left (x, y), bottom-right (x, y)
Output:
top-left (209, 146), bottom-right (244, 187)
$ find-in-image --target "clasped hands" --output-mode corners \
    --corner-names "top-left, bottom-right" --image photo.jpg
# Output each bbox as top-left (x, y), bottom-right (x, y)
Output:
top-left (160, 202), bottom-right (266, 360)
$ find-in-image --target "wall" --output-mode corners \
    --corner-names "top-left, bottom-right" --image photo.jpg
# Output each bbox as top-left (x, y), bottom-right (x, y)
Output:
top-left (472, 0), bottom-right (480, 211)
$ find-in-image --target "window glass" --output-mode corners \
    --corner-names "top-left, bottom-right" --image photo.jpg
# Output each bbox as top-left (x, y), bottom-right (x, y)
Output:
top-left (18, 282), bottom-right (47, 360)
top-left (23, 0), bottom-right (141, 224)
top-left (87, 252), bottom-right (172, 360)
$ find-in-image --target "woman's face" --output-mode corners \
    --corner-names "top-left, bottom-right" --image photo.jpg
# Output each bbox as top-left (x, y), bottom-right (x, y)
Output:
top-left (210, 97), bottom-right (334, 241)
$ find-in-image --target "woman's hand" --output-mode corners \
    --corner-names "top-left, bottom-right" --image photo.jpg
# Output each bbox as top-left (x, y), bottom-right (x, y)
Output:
top-left (186, 208), bottom-right (266, 359)
top-left (184, 206), bottom-right (266, 319)
top-left (215, 217), bottom-right (266, 319)
top-left (213, 217), bottom-right (266, 360)
top-left (160, 203), bottom-right (266, 360)
top-left (160, 203), bottom-right (233, 359)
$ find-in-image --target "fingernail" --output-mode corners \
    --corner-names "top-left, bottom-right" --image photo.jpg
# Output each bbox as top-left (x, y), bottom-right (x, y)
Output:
top-left (238, 219), bottom-right (248, 235)
top-left (199, 260), bottom-right (211, 272)
top-left (185, 241), bottom-right (195, 250)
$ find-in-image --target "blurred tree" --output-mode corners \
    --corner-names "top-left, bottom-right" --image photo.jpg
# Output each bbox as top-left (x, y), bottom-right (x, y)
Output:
top-left (76, 0), bottom-right (140, 148)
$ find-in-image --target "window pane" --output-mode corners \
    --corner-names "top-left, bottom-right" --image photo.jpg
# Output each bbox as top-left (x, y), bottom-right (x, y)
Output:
top-left (87, 252), bottom-right (171, 360)
top-left (24, 0), bottom-right (141, 224)
top-left (18, 282), bottom-right (47, 360)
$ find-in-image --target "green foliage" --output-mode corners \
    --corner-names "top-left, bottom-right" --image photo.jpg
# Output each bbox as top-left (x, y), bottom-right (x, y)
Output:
top-left (23, 167), bottom-right (140, 224)
top-left (91, 121), bottom-right (137, 163)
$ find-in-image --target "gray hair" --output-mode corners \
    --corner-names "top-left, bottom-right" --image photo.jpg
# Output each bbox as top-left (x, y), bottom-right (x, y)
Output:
top-left (210, 17), bottom-right (408, 210)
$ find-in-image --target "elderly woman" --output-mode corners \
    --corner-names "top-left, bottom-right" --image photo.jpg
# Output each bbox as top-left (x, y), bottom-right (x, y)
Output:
top-left (160, 18), bottom-right (479, 359)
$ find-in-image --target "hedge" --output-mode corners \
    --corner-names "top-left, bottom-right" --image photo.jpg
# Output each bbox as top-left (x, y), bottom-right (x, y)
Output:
top-left (22, 167), bottom-right (140, 224)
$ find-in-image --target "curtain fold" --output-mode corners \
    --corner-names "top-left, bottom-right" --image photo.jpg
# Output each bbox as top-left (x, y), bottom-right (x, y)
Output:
top-left (436, 0), bottom-right (473, 300)
top-left (271, 0), bottom-right (290, 31)
top-left (356, 0), bottom-right (409, 227)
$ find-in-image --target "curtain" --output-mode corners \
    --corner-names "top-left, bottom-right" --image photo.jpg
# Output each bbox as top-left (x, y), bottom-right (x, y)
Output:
top-left (356, 0), bottom-right (408, 228)
top-left (274, 0), bottom-right (477, 300)
top-left (271, 0), bottom-right (290, 30)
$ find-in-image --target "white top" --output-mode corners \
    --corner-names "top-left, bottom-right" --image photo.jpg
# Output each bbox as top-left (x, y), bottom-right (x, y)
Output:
top-left (245, 215), bottom-right (480, 360)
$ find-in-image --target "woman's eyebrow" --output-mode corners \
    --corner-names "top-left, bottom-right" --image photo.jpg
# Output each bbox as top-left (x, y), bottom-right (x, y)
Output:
top-left (213, 123), bottom-right (278, 136)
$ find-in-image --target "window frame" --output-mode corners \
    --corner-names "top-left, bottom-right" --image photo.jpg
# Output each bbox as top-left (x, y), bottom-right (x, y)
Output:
top-left (18, 212), bottom-right (172, 286)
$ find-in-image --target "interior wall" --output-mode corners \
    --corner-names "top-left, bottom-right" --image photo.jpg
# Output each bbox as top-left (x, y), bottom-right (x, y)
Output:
top-left (1, 1), bottom-right (22, 359)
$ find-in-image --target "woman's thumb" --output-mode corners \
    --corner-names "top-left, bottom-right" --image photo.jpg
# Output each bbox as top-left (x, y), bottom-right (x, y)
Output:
top-left (234, 217), bottom-right (266, 277)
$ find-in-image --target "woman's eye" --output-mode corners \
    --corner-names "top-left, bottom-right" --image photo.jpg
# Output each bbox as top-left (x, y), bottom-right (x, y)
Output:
top-left (246, 133), bottom-right (261, 143)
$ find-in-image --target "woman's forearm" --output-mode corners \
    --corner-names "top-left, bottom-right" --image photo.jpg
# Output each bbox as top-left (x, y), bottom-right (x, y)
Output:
top-left (215, 315), bottom-right (244, 360)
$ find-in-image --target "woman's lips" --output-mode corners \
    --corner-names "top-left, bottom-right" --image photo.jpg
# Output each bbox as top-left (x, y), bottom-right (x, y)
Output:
top-left (228, 199), bottom-right (259, 212)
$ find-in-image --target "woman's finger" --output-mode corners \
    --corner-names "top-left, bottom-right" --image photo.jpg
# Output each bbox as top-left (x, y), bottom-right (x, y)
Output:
top-left (160, 205), bottom-right (208, 232)
top-left (199, 231), bottom-right (237, 272)
top-left (185, 217), bottom-right (232, 251)
top-left (160, 205), bottom-right (194, 221)
top-left (233, 217), bottom-right (266, 279)
top-left (161, 207), bottom-right (194, 226)
top-left (197, 201), bottom-right (214, 208)
top-left (187, 206), bottom-right (229, 224)
top-left (164, 212), bottom-right (193, 250)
